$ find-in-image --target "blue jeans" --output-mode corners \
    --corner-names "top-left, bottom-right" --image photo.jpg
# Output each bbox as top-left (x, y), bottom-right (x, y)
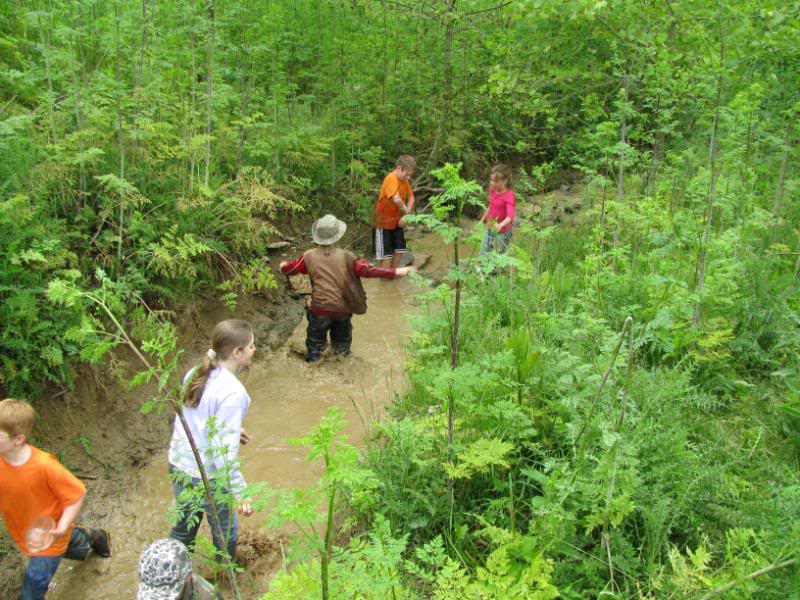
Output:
top-left (168, 465), bottom-right (237, 562)
top-left (21, 527), bottom-right (92, 600)
top-left (480, 228), bottom-right (512, 255)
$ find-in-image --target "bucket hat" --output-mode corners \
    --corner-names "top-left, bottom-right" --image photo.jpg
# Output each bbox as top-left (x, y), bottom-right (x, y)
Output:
top-left (311, 214), bottom-right (347, 245)
top-left (137, 538), bottom-right (192, 600)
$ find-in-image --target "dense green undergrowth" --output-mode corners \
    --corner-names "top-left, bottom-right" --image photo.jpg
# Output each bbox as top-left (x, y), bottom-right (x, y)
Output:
top-left (4, 0), bottom-right (798, 401)
top-left (263, 163), bottom-right (799, 598)
top-left (1, 1), bottom-right (799, 594)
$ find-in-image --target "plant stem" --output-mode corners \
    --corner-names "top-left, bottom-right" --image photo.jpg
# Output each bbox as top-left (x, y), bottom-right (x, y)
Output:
top-left (573, 316), bottom-right (633, 451)
top-left (693, 14), bottom-right (724, 330)
top-left (88, 292), bottom-right (241, 599)
top-left (698, 558), bottom-right (798, 600)
top-left (447, 198), bottom-right (464, 532)
top-left (321, 453), bottom-right (336, 600)
top-left (771, 121), bottom-right (792, 243)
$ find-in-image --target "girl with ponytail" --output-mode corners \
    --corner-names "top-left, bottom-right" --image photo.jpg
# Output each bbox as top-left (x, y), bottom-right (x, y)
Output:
top-left (167, 319), bottom-right (256, 562)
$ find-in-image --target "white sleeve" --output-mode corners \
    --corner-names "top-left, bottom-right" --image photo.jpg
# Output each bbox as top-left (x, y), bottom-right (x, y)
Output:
top-left (212, 390), bottom-right (250, 497)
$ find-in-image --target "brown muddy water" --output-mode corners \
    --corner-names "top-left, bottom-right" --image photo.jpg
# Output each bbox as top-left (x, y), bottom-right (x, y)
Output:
top-left (47, 229), bottom-right (462, 600)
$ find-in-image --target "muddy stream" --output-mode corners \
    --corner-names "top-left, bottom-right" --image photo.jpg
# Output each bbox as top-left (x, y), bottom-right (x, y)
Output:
top-left (47, 229), bottom-right (460, 600)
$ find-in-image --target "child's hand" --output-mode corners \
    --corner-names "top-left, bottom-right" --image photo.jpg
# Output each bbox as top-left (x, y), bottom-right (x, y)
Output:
top-left (49, 525), bottom-right (67, 539)
top-left (279, 261), bottom-right (288, 270)
top-left (237, 501), bottom-right (254, 517)
top-left (397, 265), bottom-right (417, 277)
top-left (240, 428), bottom-right (251, 445)
top-left (398, 216), bottom-right (406, 227)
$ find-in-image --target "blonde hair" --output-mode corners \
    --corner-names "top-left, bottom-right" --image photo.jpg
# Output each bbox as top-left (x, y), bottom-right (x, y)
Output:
top-left (491, 164), bottom-right (513, 188)
top-left (396, 155), bottom-right (417, 172)
top-left (183, 320), bottom-right (254, 408)
top-left (0, 398), bottom-right (35, 440)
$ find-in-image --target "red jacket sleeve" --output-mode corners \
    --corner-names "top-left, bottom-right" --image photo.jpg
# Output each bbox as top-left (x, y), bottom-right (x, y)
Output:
top-left (353, 258), bottom-right (396, 279)
top-left (280, 256), bottom-right (307, 275)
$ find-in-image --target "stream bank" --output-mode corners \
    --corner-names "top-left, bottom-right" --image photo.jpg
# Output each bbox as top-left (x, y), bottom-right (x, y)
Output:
top-left (1, 225), bottom-right (455, 600)
top-left (1, 194), bottom-right (580, 598)
top-left (0, 285), bottom-right (303, 599)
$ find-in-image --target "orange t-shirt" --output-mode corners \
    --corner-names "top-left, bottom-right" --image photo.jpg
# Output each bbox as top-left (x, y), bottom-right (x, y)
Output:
top-left (0, 446), bottom-right (86, 556)
top-left (374, 172), bottom-right (413, 229)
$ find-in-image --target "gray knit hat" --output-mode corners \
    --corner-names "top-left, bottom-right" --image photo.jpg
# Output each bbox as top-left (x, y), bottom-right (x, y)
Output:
top-left (311, 214), bottom-right (347, 245)
top-left (137, 538), bottom-right (192, 600)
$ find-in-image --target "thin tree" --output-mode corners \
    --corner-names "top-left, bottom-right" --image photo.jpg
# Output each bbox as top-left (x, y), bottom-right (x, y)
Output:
top-left (114, 0), bottom-right (126, 272)
top-left (771, 121), bottom-right (793, 243)
top-left (69, 0), bottom-right (86, 201)
top-left (693, 15), bottom-right (724, 330)
top-left (204, 0), bottom-right (216, 188)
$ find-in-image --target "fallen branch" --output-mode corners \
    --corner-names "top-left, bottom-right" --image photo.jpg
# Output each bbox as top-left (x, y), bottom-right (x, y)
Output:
top-left (697, 558), bottom-right (798, 600)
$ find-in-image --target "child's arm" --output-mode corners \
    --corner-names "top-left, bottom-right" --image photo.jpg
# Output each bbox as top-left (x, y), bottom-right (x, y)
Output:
top-left (52, 495), bottom-right (86, 538)
top-left (399, 190), bottom-right (416, 228)
top-left (497, 192), bottom-right (516, 232)
top-left (496, 216), bottom-right (512, 231)
top-left (392, 194), bottom-right (410, 214)
top-left (353, 258), bottom-right (417, 279)
top-left (395, 265), bottom-right (417, 277)
top-left (279, 255), bottom-right (307, 275)
top-left (216, 401), bottom-right (248, 494)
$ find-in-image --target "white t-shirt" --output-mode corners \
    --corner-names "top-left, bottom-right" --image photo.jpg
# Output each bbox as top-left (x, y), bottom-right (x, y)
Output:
top-left (168, 367), bottom-right (251, 496)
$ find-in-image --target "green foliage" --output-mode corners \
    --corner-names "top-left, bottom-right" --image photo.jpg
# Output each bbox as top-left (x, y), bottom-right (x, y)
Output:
top-left (352, 135), bottom-right (800, 597)
top-left (0, 195), bottom-right (82, 395)
top-left (3, 0), bottom-right (800, 597)
top-left (408, 163), bottom-right (483, 245)
top-left (267, 407), bottom-right (378, 599)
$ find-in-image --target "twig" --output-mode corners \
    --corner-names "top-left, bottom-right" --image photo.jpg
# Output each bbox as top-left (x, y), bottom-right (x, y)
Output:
top-left (84, 291), bottom-right (241, 597)
top-left (0, 95), bottom-right (18, 117)
top-left (463, 1), bottom-right (513, 17)
top-left (573, 316), bottom-right (634, 451)
top-left (696, 558), bottom-right (798, 600)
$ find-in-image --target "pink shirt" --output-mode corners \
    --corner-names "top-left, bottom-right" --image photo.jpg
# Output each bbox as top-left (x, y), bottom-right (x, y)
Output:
top-left (485, 189), bottom-right (516, 233)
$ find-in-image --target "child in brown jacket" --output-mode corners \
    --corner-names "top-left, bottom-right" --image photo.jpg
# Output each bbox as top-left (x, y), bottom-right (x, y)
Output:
top-left (280, 214), bottom-right (415, 361)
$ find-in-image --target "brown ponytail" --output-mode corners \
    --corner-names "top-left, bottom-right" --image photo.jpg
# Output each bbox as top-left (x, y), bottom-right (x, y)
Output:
top-left (183, 319), bottom-right (254, 408)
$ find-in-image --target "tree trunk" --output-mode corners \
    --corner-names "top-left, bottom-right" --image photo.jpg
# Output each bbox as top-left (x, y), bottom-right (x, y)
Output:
top-left (428, 0), bottom-right (456, 170)
top-left (114, 0), bottom-right (126, 272)
top-left (617, 74), bottom-right (628, 201)
top-left (204, 0), bottom-right (216, 188)
top-left (236, 0), bottom-right (251, 175)
top-left (737, 108), bottom-right (755, 226)
top-left (646, 94), bottom-right (662, 195)
top-left (693, 71), bottom-right (723, 329)
top-left (36, 4), bottom-right (58, 146)
top-left (188, 2), bottom-right (198, 195)
top-left (771, 121), bottom-right (792, 243)
top-left (612, 73), bottom-right (629, 272)
top-left (70, 0), bottom-right (86, 202)
top-left (131, 0), bottom-right (148, 180)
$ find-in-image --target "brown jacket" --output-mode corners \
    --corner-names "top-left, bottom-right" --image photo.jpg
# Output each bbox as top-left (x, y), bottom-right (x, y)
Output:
top-left (303, 247), bottom-right (368, 315)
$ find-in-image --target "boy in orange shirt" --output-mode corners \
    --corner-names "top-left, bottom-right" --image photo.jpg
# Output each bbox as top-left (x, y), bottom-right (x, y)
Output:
top-left (0, 399), bottom-right (111, 599)
top-left (374, 155), bottom-right (416, 268)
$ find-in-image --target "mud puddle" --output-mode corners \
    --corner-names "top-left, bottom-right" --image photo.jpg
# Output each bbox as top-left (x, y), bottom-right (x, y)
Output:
top-left (47, 229), bottom-right (461, 600)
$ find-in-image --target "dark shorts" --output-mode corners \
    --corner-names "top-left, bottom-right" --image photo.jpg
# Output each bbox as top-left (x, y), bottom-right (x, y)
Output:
top-left (375, 227), bottom-right (406, 260)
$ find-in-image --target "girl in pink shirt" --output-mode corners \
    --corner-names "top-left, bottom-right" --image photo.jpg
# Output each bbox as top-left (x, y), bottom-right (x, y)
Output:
top-left (479, 164), bottom-right (516, 255)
